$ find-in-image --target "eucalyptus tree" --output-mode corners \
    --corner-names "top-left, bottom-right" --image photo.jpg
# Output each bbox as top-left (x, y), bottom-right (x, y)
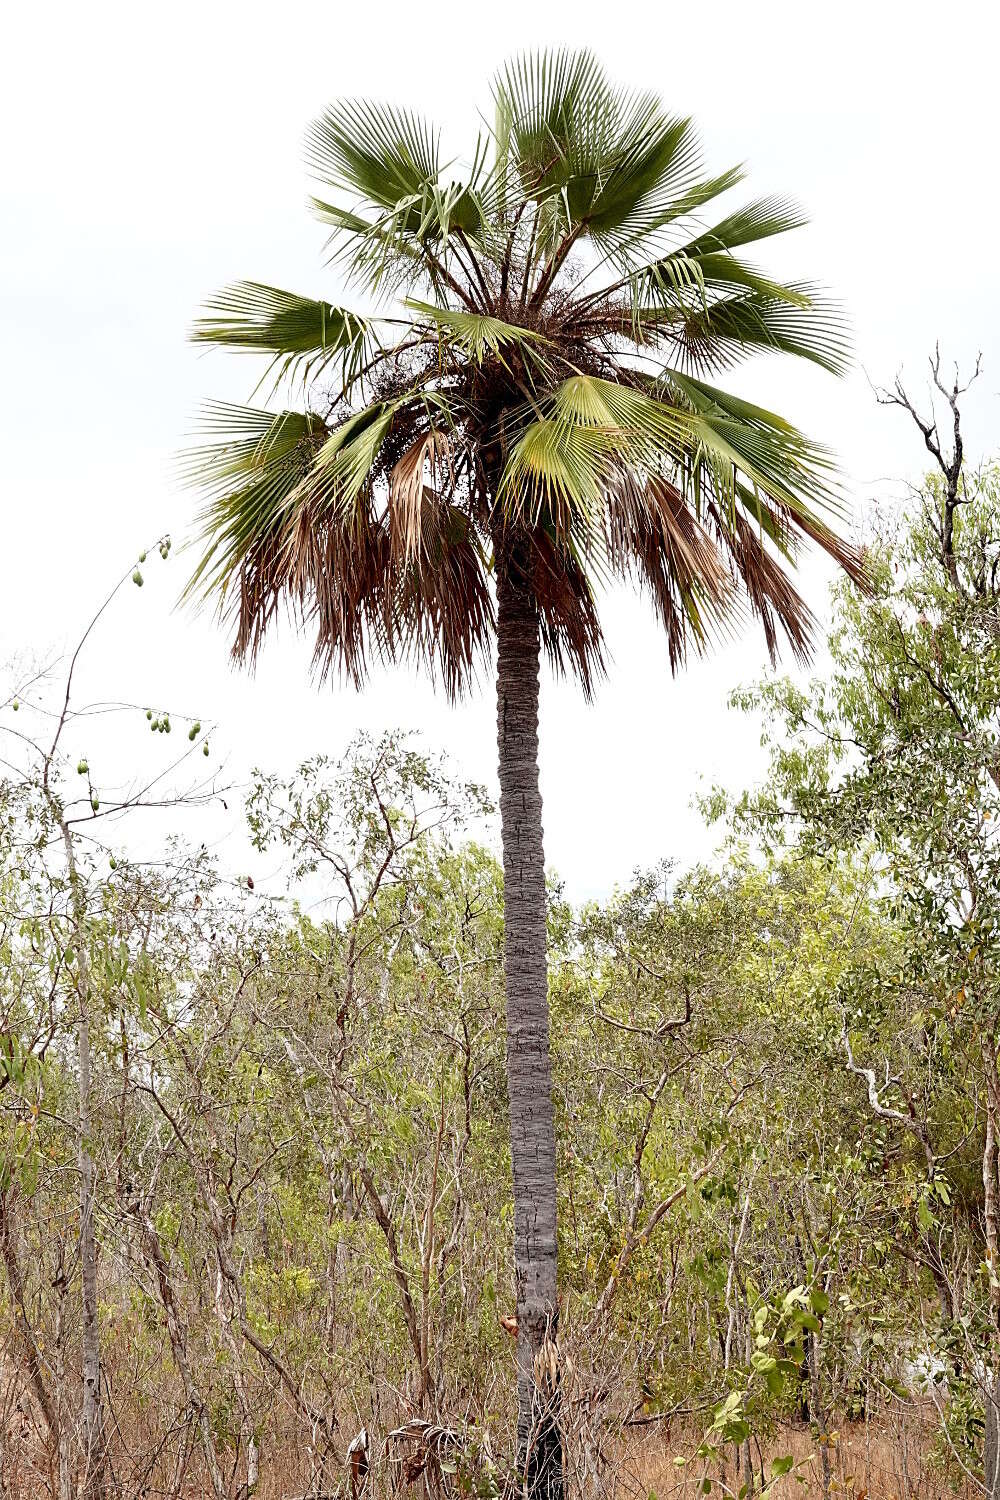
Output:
top-left (184, 50), bottom-right (862, 1494)
top-left (729, 363), bottom-right (1000, 1497)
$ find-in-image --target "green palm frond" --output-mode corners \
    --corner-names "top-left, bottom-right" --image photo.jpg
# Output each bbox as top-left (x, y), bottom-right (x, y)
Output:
top-left (307, 100), bottom-right (492, 294)
top-left (307, 99), bottom-right (441, 211)
top-left (282, 387), bottom-right (467, 525)
top-left (595, 166), bottom-right (748, 267)
top-left (180, 403), bottom-right (326, 602)
top-left (311, 198), bottom-right (429, 293)
top-left (500, 366), bottom-right (848, 590)
top-left (493, 48), bottom-right (610, 194)
top-left (186, 49), bottom-right (863, 695)
top-left (192, 282), bottom-right (375, 389)
top-left (492, 49), bottom-right (738, 263)
top-left (674, 283), bottom-right (851, 375)
top-left (499, 375), bottom-right (694, 546)
top-left (301, 402), bottom-right (398, 515)
top-left (500, 416), bottom-right (618, 534)
top-left (587, 194), bottom-right (809, 327)
top-left (639, 252), bottom-right (810, 310)
top-left (405, 299), bottom-right (550, 368)
top-left (676, 195), bottom-right (808, 256)
top-left (661, 369), bottom-right (842, 522)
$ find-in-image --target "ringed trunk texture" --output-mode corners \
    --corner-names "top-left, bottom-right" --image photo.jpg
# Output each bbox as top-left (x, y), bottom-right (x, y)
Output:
top-left (495, 558), bottom-right (563, 1499)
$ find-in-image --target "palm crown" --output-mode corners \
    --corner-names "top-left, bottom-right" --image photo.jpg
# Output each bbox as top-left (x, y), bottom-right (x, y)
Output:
top-left (185, 49), bottom-right (863, 694)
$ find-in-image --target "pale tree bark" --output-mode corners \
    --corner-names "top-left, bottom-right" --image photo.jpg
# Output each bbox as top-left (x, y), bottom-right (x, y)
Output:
top-left (495, 554), bottom-right (562, 1500)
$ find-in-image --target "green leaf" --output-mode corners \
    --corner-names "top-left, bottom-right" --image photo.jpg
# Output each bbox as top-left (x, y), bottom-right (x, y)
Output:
top-left (405, 299), bottom-right (550, 367)
top-left (192, 282), bottom-right (374, 389)
top-left (307, 99), bottom-right (441, 211)
top-left (492, 49), bottom-right (739, 258)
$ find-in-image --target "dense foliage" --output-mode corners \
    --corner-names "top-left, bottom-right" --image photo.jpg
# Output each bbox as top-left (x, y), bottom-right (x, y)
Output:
top-left (2, 347), bottom-right (995, 1499)
top-left (2, 474), bottom-right (998, 1500)
top-left (185, 48), bottom-right (861, 686)
top-left (1, 740), bottom-right (941, 1500)
top-left (180, 52), bottom-right (864, 1499)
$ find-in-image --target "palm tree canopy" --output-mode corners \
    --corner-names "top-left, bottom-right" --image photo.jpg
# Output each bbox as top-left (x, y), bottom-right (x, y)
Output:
top-left (184, 49), bottom-right (864, 697)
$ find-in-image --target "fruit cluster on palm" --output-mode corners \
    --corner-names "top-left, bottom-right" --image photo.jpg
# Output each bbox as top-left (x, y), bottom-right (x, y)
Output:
top-left (185, 49), bottom-right (864, 1499)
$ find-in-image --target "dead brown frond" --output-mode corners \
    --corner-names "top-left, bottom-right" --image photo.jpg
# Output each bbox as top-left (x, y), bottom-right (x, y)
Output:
top-left (607, 477), bottom-right (732, 673)
top-left (708, 503), bottom-right (814, 665)
top-left (189, 73), bottom-right (863, 693)
top-left (528, 531), bottom-right (607, 698)
top-left (389, 429), bottom-right (455, 565)
top-left (393, 497), bottom-right (494, 697)
top-left (288, 498), bottom-right (392, 689)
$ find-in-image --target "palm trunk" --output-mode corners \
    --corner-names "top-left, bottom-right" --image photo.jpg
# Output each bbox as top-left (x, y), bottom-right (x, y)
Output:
top-left (495, 556), bottom-right (562, 1500)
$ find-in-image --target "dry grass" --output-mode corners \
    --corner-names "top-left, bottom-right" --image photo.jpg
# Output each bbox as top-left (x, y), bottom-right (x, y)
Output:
top-left (0, 1360), bottom-right (979, 1500)
top-left (628, 1411), bottom-right (976, 1500)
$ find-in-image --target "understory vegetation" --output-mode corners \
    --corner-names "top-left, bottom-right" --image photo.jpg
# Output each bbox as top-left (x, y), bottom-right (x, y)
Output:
top-left (3, 425), bottom-right (1000, 1498)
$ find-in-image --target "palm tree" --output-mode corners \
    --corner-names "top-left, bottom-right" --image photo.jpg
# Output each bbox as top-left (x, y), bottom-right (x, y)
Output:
top-left (184, 49), bottom-right (863, 1497)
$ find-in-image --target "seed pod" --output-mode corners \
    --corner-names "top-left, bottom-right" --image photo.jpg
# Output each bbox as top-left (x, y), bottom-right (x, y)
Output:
top-left (138, 551), bottom-right (147, 563)
top-left (91, 796), bottom-right (100, 812)
top-left (145, 709), bottom-right (153, 720)
top-left (77, 760), bottom-right (88, 775)
top-left (12, 700), bottom-right (18, 712)
top-left (132, 570), bottom-right (144, 587)
top-left (203, 743), bottom-right (210, 757)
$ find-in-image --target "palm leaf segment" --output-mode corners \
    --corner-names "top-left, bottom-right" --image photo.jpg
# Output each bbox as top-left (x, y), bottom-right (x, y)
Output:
top-left (185, 48), bottom-right (863, 696)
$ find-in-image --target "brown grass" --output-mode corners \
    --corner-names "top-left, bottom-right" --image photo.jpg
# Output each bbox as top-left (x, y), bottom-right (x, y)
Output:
top-left (0, 1360), bottom-right (978, 1500)
top-left (628, 1411), bottom-right (976, 1500)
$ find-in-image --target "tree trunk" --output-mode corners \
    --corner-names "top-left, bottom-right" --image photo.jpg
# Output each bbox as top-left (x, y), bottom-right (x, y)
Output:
top-left (809, 1329), bottom-right (831, 1500)
top-left (986, 1376), bottom-right (1000, 1500)
top-left (61, 820), bottom-right (106, 1500)
top-left (133, 1198), bottom-right (227, 1500)
top-left (495, 556), bottom-right (562, 1500)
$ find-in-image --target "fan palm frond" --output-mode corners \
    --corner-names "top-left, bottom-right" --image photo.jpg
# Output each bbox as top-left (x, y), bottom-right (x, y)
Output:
top-left (181, 404), bottom-right (327, 603)
top-left (186, 50), bottom-right (866, 697)
top-left (307, 99), bottom-right (442, 212)
top-left (405, 299), bottom-right (551, 369)
top-left (192, 282), bottom-right (375, 389)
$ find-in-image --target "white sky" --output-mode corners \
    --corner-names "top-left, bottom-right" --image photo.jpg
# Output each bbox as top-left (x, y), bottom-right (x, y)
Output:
top-left (2, 0), bottom-right (997, 900)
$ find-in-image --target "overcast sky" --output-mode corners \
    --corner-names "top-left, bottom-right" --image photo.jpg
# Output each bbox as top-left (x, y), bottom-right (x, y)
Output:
top-left (2, 0), bottom-right (997, 898)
